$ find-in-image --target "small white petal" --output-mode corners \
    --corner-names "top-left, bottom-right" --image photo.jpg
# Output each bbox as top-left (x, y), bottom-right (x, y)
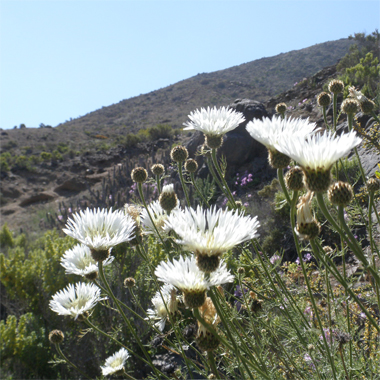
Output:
top-left (101, 348), bottom-right (130, 376)
top-left (49, 282), bottom-right (105, 319)
top-left (183, 106), bottom-right (245, 136)
top-left (63, 207), bottom-right (135, 251)
top-left (164, 205), bottom-right (260, 257)
top-left (60, 244), bottom-right (114, 277)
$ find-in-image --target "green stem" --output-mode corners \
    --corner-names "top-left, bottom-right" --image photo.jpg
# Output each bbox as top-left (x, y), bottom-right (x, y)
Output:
top-left (207, 351), bottom-right (220, 379)
top-left (311, 240), bottom-right (380, 332)
top-left (155, 174), bottom-right (162, 194)
top-left (178, 163), bottom-right (191, 207)
top-left (322, 106), bottom-right (330, 130)
top-left (190, 172), bottom-right (210, 207)
top-left (54, 344), bottom-right (89, 379)
top-left (98, 262), bottom-right (165, 379)
top-left (211, 148), bottom-right (237, 208)
top-left (370, 111), bottom-right (380, 124)
top-left (333, 93), bottom-right (338, 132)
top-left (277, 168), bottom-right (292, 205)
top-left (206, 156), bottom-right (228, 202)
top-left (317, 193), bottom-right (380, 285)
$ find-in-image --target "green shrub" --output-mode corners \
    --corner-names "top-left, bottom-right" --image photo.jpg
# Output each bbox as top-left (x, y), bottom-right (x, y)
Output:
top-left (40, 152), bottom-right (52, 161)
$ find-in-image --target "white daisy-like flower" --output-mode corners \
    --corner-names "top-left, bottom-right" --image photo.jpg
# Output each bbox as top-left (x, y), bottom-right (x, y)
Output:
top-left (101, 348), bottom-right (130, 376)
top-left (348, 86), bottom-right (367, 102)
top-left (275, 130), bottom-right (362, 172)
top-left (246, 116), bottom-right (317, 151)
top-left (140, 200), bottom-right (175, 237)
top-left (165, 205), bottom-right (260, 258)
top-left (155, 255), bottom-right (234, 308)
top-left (183, 106), bottom-right (245, 136)
top-left (49, 282), bottom-right (105, 320)
top-left (63, 207), bottom-right (135, 251)
top-left (60, 244), bottom-right (114, 277)
top-left (146, 284), bottom-right (179, 331)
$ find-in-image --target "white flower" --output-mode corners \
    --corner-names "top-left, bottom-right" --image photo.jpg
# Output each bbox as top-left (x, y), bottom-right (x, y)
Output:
top-left (49, 282), bottom-right (105, 319)
top-left (246, 116), bottom-right (316, 151)
top-left (296, 191), bottom-right (315, 226)
top-left (183, 106), bottom-right (245, 136)
top-left (146, 284), bottom-right (179, 331)
top-left (101, 348), bottom-right (130, 376)
top-left (348, 86), bottom-right (367, 103)
top-left (275, 130), bottom-right (362, 172)
top-left (60, 244), bottom-right (114, 277)
top-left (63, 207), bottom-right (135, 251)
top-left (164, 206), bottom-right (260, 257)
top-left (140, 200), bottom-right (174, 237)
top-left (155, 255), bottom-right (234, 294)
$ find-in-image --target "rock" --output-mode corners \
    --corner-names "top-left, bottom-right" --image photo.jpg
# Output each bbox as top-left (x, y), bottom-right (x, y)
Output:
top-left (54, 177), bottom-right (88, 194)
top-left (19, 192), bottom-right (55, 207)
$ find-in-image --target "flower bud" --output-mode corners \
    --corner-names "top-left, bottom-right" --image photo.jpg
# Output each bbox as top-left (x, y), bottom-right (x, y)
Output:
top-left (275, 102), bottom-right (287, 114)
top-left (124, 277), bottom-right (136, 288)
top-left (328, 181), bottom-right (353, 206)
top-left (159, 184), bottom-right (178, 213)
top-left (49, 330), bottom-right (64, 344)
top-left (341, 98), bottom-right (359, 115)
top-left (151, 163), bottom-right (165, 176)
top-left (317, 92), bottom-right (331, 107)
top-left (367, 178), bottom-right (380, 193)
top-left (328, 79), bottom-right (344, 94)
top-left (285, 166), bottom-right (304, 191)
top-left (170, 145), bottom-right (188, 162)
top-left (131, 167), bottom-right (148, 183)
top-left (360, 98), bottom-right (376, 114)
top-left (184, 158), bottom-right (198, 173)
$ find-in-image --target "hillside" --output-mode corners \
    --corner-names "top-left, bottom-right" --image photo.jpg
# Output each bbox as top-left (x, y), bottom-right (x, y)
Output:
top-left (0, 37), bottom-right (361, 234)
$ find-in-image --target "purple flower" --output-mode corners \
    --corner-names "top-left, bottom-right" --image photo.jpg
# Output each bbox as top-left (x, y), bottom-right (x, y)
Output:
top-left (57, 215), bottom-right (63, 221)
top-left (234, 285), bottom-right (248, 312)
top-left (270, 254), bottom-right (281, 265)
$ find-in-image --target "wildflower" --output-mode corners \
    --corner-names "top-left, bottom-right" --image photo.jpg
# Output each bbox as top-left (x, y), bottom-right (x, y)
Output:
top-left (341, 98), bottom-right (359, 115)
top-left (60, 244), bottom-right (114, 280)
top-left (164, 205), bottom-right (260, 273)
top-left (154, 256), bottom-right (234, 309)
top-left (124, 277), bottom-right (136, 288)
top-left (349, 86), bottom-right (376, 114)
top-left (49, 282), bottom-right (105, 320)
top-left (275, 130), bottom-right (362, 192)
top-left (246, 116), bottom-right (316, 169)
top-left (270, 254), bottom-right (281, 266)
top-left (140, 200), bottom-right (174, 237)
top-left (63, 208), bottom-right (135, 262)
top-left (295, 191), bottom-right (320, 240)
top-left (146, 284), bottom-right (179, 331)
top-left (101, 348), bottom-right (130, 376)
top-left (183, 106), bottom-right (245, 149)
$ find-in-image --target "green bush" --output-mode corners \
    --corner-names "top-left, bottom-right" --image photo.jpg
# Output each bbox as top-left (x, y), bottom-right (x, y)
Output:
top-left (40, 152), bottom-right (52, 162)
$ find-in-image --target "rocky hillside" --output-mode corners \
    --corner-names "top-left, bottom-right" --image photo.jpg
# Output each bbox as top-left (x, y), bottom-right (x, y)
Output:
top-left (4, 37), bottom-right (378, 237)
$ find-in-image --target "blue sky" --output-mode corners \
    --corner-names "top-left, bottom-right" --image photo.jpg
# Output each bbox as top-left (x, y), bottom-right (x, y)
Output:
top-left (0, 0), bottom-right (379, 130)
